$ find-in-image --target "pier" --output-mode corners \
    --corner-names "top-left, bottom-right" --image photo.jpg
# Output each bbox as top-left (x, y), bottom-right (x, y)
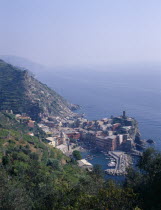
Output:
top-left (131, 149), bottom-right (143, 157)
top-left (105, 151), bottom-right (132, 176)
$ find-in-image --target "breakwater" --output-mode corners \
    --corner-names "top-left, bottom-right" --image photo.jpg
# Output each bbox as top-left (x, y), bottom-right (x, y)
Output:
top-left (105, 151), bottom-right (132, 176)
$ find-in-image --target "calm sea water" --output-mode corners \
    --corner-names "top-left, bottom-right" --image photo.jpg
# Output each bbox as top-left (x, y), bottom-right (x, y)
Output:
top-left (39, 67), bottom-right (161, 150)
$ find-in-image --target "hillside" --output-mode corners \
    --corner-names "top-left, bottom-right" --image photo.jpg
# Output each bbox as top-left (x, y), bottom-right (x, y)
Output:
top-left (0, 60), bottom-right (74, 121)
top-left (0, 112), bottom-right (89, 209)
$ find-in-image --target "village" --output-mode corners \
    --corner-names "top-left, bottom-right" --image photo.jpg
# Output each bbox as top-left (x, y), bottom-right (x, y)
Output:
top-left (13, 110), bottom-right (142, 175)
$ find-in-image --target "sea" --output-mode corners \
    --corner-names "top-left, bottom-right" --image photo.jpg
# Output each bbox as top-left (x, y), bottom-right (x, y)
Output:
top-left (39, 65), bottom-right (161, 179)
top-left (40, 66), bottom-right (161, 149)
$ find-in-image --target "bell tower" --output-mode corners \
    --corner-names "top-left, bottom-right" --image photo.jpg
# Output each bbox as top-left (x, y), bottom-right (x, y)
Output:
top-left (123, 111), bottom-right (126, 119)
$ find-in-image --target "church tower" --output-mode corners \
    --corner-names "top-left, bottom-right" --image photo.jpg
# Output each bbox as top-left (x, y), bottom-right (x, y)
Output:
top-left (60, 131), bottom-right (67, 145)
top-left (123, 111), bottom-right (126, 119)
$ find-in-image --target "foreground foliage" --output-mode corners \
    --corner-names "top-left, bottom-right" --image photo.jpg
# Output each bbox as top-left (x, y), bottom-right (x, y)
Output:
top-left (125, 148), bottom-right (161, 210)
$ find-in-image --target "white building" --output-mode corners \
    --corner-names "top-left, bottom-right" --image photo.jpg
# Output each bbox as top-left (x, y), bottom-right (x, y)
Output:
top-left (77, 159), bottom-right (93, 170)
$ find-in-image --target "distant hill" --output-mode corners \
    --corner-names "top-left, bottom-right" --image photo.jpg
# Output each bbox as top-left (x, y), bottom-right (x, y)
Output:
top-left (0, 60), bottom-right (74, 121)
top-left (0, 55), bottom-right (48, 75)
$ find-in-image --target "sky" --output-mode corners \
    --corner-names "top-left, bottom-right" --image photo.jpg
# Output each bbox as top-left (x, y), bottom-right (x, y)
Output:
top-left (0, 0), bottom-right (161, 68)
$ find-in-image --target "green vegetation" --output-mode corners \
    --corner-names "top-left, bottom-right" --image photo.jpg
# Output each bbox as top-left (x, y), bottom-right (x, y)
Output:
top-left (0, 112), bottom-right (46, 139)
top-left (0, 112), bottom-right (161, 209)
top-left (72, 150), bottom-right (82, 160)
top-left (125, 148), bottom-right (161, 210)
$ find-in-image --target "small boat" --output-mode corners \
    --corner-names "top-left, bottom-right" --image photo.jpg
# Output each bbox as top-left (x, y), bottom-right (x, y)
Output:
top-left (109, 158), bottom-right (115, 161)
top-left (108, 161), bottom-right (116, 167)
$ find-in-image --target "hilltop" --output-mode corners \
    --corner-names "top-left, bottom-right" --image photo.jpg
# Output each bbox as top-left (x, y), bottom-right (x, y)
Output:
top-left (0, 60), bottom-right (75, 121)
top-left (0, 55), bottom-right (49, 76)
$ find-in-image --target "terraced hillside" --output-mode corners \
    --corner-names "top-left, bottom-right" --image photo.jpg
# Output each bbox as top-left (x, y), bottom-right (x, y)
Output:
top-left (0, 60), bottom-right (74, 121)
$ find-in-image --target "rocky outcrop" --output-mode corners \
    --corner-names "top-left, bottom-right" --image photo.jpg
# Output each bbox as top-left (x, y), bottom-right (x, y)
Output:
top-left (147, 139), bottom-right (155, 144)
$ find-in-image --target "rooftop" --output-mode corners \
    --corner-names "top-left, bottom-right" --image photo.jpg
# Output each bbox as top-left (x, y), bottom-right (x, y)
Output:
top-left (77, 159), bottom-right (93, 167)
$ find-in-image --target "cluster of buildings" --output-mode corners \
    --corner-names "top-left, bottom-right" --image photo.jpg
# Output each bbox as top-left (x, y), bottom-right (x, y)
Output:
top-left (4, 109), bottom-right (139, 154)
top-left (37, 111), bottom-right (139, 153)
top-left (37, 116), bottom-right (81, 154)
top-left (15, 113), bottom-right (35, 128)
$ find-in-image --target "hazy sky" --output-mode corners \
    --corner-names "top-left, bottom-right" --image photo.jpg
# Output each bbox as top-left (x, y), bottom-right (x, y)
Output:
top-left (0, 0), bottom-right (161, 68)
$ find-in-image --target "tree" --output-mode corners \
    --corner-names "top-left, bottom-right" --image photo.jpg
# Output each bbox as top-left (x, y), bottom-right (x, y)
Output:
top-left (47, 158), bottom-right (60, 170)
top-left (125, 148), bottom-right (161, 210)
top-left (72, 150), bottom-right (82, 160)
top-left (92, 164), bottom-right (104, 178)
top-left (0, 169), bottom-right (32, 209)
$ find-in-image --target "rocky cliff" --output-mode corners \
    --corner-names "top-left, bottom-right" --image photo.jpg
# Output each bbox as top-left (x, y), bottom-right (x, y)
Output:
top-left (0, 60), bottom-right (74, 121)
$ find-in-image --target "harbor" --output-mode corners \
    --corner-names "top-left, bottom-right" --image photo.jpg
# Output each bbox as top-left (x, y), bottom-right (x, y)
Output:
top-left (105, 151), bottom-right (132, 176)
top-left (81, 149), bottom-right (133, 179)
